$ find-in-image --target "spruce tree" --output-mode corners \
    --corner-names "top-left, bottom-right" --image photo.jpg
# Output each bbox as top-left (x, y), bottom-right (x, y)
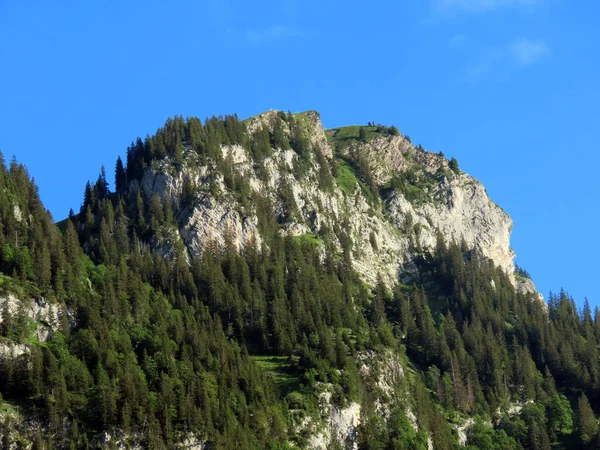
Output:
top-left (578, 393), bottom-right (598, 447)
top-left (449, 157), bottom-right (460, 174)
top-left (115, 156), bottom-right (127, 192)
top-left (358, 126), bottom-right (366, 141)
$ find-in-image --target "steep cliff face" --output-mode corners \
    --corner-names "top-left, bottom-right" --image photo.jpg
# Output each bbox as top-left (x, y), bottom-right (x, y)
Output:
top-left (385, 173), bottom-right (514, 276)
top-left (134, 110), bottom-right (524, 293)
top-left (342, 132), bottom-right (516, 280)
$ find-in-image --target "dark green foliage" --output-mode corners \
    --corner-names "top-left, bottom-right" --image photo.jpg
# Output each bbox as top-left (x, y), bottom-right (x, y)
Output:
top-left (277, 176), bottom-right (298, 222)
top-left (380, 165), bottom-right (438, 205)
top-left (449, 157), bottom-right (460, 174)
top-left (330, 124), bottom-right (400, 145)
top-left (466, 418), bottom-right (518, 449)
top-left (96, 165), bottom-right (109, 200)
top-left (115, 156), bottom-right (127, 193)
top-left (358, 408), bottom-right (429, 450)
top-left (314, 146), bottom-right (334, 192)
top-left (0, 155), bottom-right (68, 298)
top-left (250, 126), bottom-right (272, 162)
top-left (272, 117), bottom-right (291, 150)
top-left (358, 127), bottom-right (366, 141)
top-left (378, 237), bottom-right (599, 448)
top-left (122, 114), bottom-right (249, 186)
top-left (0, 153), bottom-right (291, 447)
top-left (547, 392), bottom-right (573, 436)
top-left (578, 393), bottom-right (598, 447)
top-left (351, 148), bottom-right (377, 201)
top-left (0, 147), bottom-right (381, 446)
top-left (515, 263), bottom-right (532, 280)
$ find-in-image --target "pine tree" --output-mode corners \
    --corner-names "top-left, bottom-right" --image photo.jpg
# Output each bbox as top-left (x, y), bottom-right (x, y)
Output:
top-left (449, 157), bottom-right (460, 174)
top-left (135, 191), bottom-right (146, 232)
top-left (359, 127), bottom-right (367, 141)
top-left (115, 156), bottom-right (127, 192)
top-left (272, 118), bottom-right (290, 150)
top-left (578, 393), bottom-right (598, 447)
top-left (34, 242), bottom-right (52, 290)
top-left (96, 165), bottom-right (110, 200)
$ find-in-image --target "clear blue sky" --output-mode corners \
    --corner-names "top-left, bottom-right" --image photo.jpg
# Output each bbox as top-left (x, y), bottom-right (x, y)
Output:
top-left (1, 0), bottom-right (598, 307)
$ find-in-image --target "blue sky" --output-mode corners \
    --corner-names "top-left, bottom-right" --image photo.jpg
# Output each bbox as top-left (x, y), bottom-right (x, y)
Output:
top-left (0, 0), bottom-right (598, 307)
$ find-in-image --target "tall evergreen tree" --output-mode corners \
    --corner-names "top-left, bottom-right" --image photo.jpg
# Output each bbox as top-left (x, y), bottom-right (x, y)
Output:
top-left (115, 156), bottom-right (127, 192)
top-left (578, 393), bottom-right (598, 447)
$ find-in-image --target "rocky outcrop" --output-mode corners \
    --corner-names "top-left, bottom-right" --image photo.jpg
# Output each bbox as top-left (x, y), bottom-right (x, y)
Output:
top-left (359, 135), bottom-right (446, 185)
top-left (181, 194), bottom-right (262, 255)
top-left (386, 173), bottom-right (515, 277)
top-left (358, 350), bottom-right (407, 417)
top-left (136, 110), bottom-right (535, 295)
top-left (456, 418), bottom-right (475, 446)
top-left (346, 131), bottom-right (516, 282)
top-left (295, 386), bottom-right (361, 450)
top-left (139, 158), bottom-right (206, 206)
top-left (516, 277), bottom-right (545, 303)
top-left (244, 110), bottom-right (332, 157)
top-left (297, 110), bottom-right (333, 159)
top-left (0, 342), bottom-right (28, 359)
top-left (0, 294), bottom-right (72, 343)
top-left (297, 350), bottom-right (424, 450)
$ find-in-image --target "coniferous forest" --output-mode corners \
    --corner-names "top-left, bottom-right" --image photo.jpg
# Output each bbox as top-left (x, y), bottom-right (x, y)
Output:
top-left (0, 112), bottom-right (599, 449)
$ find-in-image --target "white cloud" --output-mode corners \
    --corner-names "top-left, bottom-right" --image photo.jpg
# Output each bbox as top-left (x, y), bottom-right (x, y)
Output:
top-left (463, 38), bottom-right (548, 79)
top-left (433, 0), bottom-right (542, 14)
top-left (510, 38), bottom-right (548, 65)
top-left (245, 25), bottom-right (302, 44)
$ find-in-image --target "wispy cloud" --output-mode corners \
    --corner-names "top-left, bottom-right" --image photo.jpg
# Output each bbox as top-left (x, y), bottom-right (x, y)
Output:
top-left (510, 38), bottom-right (548, 65)
top-left (433, 0), bottom-right (542, 13)
top-left (463, 38), bottom-right (548, 79)
top-left (244, 25), bottom-right (303, 44)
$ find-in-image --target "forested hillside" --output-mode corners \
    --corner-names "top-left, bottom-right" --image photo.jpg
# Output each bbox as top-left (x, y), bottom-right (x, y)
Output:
top-left (0, 111), bottom-right (598, 449)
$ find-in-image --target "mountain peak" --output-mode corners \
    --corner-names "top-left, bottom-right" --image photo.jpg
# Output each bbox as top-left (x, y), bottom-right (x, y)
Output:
top-left (110, 110), bottom-right (537, 297)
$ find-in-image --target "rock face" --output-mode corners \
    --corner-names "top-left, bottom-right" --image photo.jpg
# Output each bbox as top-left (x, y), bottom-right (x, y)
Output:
top-left (297, 351), bottom-right (417, 450)
top-left (386, 173), bottom-right (514, 276)
top-left (0, 341), bottom-right (28, 359)
top-left (180, 194), bottom-right (262, 256)
top-left (0, 294), bottom-right (71, 344)
top-left (516, 277), bottom-right (545, 304)
top-left (135, 110), bottom-right (526, 294)
top-left (95, 430), bottom-right (205, 450)
top-left (350, 132), bottom-right (515, 281)
top-left (300, 388), bottom-right (361, 450)
top-left (358, 350), bottom-right (406, 417)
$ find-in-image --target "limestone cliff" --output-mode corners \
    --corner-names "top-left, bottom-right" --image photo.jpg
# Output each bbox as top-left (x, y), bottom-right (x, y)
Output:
top-left (134, 110), bottom-right (528, 294)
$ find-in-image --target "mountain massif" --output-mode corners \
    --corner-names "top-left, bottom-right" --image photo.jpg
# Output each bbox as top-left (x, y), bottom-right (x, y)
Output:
top-left (0, 110), bottom-right (596, 449)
